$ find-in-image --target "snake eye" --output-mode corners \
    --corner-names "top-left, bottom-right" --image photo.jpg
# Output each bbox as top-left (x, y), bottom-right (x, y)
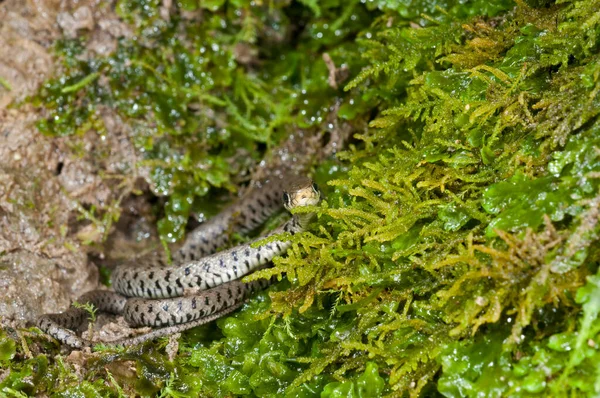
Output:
top-left (282, 191), bottom-right (291, 207)
top-left (311, 182), bottom-right (319, 193)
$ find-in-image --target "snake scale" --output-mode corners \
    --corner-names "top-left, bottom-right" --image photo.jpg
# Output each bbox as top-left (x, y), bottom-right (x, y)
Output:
top-left (37, 176), bottom-right (321, 348)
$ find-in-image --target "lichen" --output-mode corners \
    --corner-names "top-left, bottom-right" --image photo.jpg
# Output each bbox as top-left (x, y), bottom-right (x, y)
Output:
top-left (3, 0), bottom-right (600, 396)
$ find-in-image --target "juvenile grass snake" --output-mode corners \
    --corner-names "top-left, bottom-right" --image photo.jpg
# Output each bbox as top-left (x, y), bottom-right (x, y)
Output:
top-left (37, 176), bottom-right (320, 349)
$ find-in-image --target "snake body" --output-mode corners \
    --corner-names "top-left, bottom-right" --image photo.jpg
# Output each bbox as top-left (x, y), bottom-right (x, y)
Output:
top-left (37, 176), bottom-right (320, 348)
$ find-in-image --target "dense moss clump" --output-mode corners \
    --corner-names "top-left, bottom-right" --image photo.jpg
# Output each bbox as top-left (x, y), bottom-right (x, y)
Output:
top-left (3, 0), bottom-right (600, 396)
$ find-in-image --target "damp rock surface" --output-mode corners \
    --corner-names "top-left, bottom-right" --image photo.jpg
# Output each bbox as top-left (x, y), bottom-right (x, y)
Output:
top-left (0, 0), bottom-right (142, 325)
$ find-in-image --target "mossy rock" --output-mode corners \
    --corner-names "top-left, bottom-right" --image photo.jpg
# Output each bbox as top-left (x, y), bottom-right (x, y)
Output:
top-left (3, 0), bottom-right (600, 396)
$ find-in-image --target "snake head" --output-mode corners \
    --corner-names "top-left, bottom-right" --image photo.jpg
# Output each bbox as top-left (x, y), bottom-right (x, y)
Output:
top-left (282, 177), bottom-right (321, 210)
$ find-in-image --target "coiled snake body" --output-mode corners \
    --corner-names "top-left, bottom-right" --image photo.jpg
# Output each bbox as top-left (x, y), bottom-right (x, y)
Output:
top-left (37, 176), bottom-right (320, 348)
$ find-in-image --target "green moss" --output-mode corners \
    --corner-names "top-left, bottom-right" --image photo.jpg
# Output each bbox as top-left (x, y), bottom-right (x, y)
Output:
top-left (438, 269), bottom-right (600, 397)
top-left (32, 0), bottom-right (370, 245)
top-left (4, 0), bottom-right (600, 396)
top-left (483, 125), bottom-right (600, 237)
top-left (0, 331), bottom-right (16, 364)
top-left (320, 362), bottom-right (386, 397)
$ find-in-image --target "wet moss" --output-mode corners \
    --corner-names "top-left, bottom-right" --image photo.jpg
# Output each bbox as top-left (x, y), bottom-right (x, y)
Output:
top-left (4, 0), bottom-right (600, 396)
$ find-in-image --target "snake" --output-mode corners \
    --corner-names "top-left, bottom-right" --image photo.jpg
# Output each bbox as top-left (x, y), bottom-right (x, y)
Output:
top-left (37, 176), bottom-right (321, 349)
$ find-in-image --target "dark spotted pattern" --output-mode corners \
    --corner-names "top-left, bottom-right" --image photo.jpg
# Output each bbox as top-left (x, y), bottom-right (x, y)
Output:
top-left (123, 278), bottom-right (273, 327)
top-left (112, 216), bottom-right (304, 298)
top-left (37, 177), bottom-right (320, 348)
